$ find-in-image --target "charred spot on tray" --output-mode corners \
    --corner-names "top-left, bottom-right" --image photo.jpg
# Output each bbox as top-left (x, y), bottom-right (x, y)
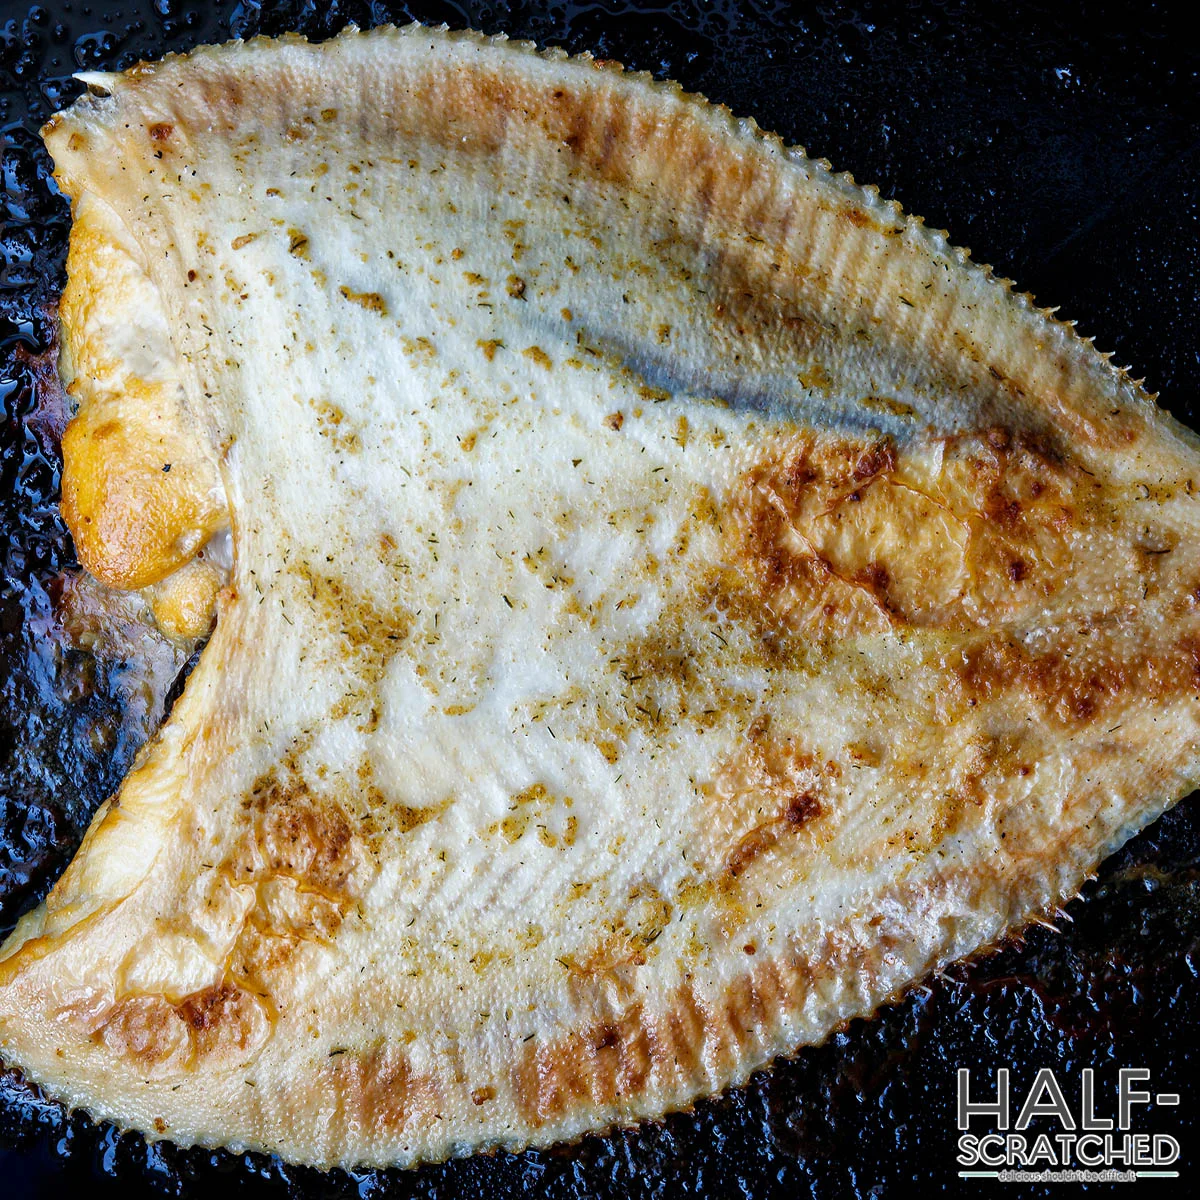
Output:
top-left (161, 644), bottom-right (203, 720)
top-left (12, 338), bottom-right (71, 451)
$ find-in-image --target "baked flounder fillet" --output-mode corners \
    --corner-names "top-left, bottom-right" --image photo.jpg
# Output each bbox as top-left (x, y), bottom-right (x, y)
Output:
top-left (2, 23), bottom-right (1200, 1169)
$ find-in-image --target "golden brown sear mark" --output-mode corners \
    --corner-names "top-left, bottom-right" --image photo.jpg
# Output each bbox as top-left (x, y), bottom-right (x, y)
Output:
top-left (511, 967), bottom-right (797, 1128)
top-left (957, 630), bottom-right (1200, 728)
top-left (338, 285), bottom-right (388, 314)
top-left (320, 1042), bottom-right (438, 1136)
top-left (299, 563), bottom-right (412, 723)
top-left (176, 982), bottom-right (272, 1061)
top-left (77, 738), bottom-right (379, 1078)
top-left (705, 720), bottom-right (832, 880)
top-left (725, 790), bottom-right (823, 879)
top-left (91, 981), bottom-right (270, 1077)
top-left (219, 751), bottom-right (373, 985)
top-left (727, 425), bottom-right (1105, 639)
top-left (513, 1001), bottom-right (655, 1123)
top-left (560, 883), bottom-right (673, 997)
top-left (253, 777), bottom-right (359, 898)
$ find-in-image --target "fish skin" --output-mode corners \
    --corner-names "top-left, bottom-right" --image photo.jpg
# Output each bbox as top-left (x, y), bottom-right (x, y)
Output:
top-left (0, 22), bottom-right (1199, 1169)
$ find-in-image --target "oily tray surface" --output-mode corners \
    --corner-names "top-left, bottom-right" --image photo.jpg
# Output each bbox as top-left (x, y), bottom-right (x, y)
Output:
top-left (2, 2), bottom-right (1200, 1200)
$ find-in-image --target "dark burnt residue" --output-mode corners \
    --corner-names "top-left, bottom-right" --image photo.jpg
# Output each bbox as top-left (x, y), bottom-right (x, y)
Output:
top-left (2, 2), bottom-right (1199, 1197)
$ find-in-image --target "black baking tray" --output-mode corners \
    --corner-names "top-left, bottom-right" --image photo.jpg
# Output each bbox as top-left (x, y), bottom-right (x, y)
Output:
top-left (2, 2), bottom-right (1199, 1196)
